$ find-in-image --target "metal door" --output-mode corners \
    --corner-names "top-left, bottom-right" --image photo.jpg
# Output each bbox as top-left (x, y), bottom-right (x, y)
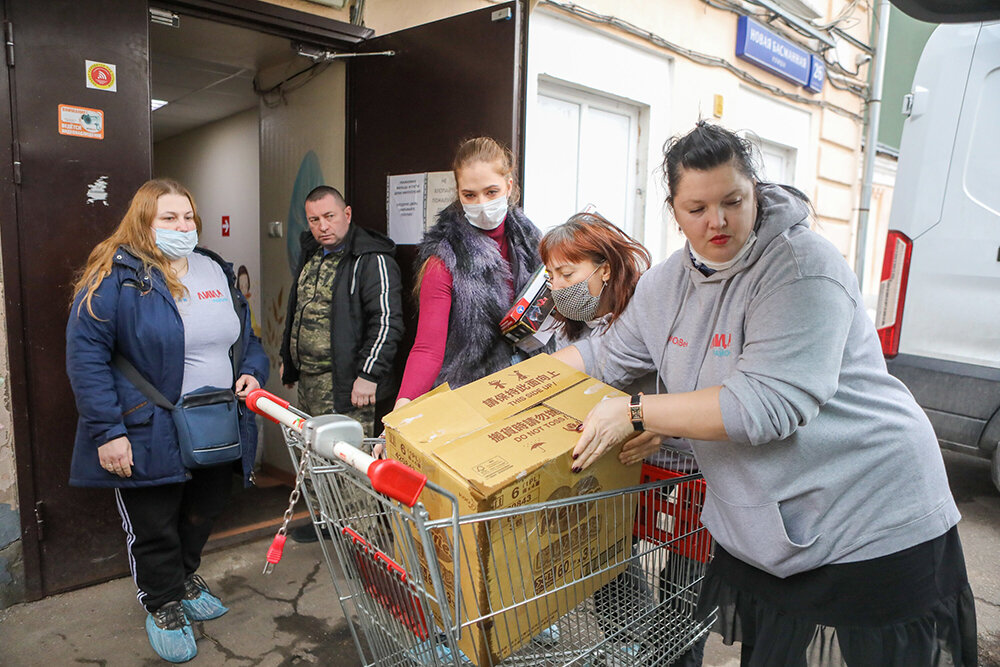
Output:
top-left (4, 0), bottom-right (152, 596)
top-left (347, 1), bottom-right (529, 233)
top-left (346, 1), bottom-right (529, 414)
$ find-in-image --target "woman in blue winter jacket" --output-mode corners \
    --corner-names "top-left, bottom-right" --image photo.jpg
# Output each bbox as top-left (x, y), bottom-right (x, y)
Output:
top-left (66, 178), bottom-right (269, 663)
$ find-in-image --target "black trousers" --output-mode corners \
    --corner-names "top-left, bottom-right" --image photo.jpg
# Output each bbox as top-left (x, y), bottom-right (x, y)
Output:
top-left (114, 464), bottom-right (233, 613)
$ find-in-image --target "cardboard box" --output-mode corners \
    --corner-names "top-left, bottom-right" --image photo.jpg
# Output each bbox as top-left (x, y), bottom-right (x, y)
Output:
top-left (382, 354), bottom-right (642, 665)
top-left (499, 266), bottom-right (557, 352)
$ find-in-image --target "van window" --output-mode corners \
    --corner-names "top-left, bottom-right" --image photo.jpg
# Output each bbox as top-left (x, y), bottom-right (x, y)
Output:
top-left (965, 68), bottom-right (1000, 214)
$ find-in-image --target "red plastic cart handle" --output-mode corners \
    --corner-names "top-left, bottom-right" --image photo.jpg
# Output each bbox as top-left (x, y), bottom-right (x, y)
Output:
top-left (246, 388), bottom-right (304, 430)
top-left (246, 388), bottom-right (289, 413)
top-left (333, 442), bottom-right (427, 507)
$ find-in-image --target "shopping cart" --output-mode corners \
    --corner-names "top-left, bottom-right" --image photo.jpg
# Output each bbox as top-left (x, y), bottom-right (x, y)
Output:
top-left (247, 389), bottom-right (715, 667)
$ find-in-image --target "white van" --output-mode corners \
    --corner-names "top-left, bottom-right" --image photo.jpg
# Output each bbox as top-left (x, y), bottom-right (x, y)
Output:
top-left (875, 18), bottom-right (1000, 491)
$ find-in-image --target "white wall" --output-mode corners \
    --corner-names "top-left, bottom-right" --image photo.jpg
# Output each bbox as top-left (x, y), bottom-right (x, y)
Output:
top-left (525, 11), bottom-right (674, 262)
top-left (154, 108), bottom-right (262, 321)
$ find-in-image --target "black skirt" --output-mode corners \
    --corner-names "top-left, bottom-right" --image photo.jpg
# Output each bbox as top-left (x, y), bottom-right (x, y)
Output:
top-left (697, 525), bottom-right (977, 666)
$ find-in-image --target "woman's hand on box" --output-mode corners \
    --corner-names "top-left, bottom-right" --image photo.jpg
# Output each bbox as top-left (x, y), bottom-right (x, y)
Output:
top-left (619, 431), bottom-right (663, 466)
top-left (572, 395), bottom-right (633, 472)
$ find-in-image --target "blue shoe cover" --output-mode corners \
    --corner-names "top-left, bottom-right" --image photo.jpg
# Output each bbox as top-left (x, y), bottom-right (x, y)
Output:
top-left (181, 588), bottom-right (229, 621)
top-left (182, 574), bottom-right (229, 620)
top-left (406, 636), bottom-right (474, 665)
top-left (146, 604), bottom-right (197, 663)
top-left (532, 623), bottom-right (561, 646)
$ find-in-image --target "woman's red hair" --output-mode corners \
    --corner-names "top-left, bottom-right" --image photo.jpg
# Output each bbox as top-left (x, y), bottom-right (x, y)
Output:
top-left (539, 212), bottom-right (651, 340)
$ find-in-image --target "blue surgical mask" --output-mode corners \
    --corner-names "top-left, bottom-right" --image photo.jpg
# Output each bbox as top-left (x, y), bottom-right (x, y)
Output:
top-left (154, 228), bottom-right (198, 259)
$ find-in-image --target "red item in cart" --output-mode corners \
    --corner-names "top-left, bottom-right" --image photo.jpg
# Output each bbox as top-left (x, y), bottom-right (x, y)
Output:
top-left (634, 463), bottom-right (713, 563)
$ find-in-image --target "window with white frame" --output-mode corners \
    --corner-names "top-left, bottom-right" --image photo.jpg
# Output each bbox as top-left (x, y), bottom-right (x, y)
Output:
top-left (524, 81), bottom-right (643, 237)
top-left (759, 139), bottom-right (797, 186)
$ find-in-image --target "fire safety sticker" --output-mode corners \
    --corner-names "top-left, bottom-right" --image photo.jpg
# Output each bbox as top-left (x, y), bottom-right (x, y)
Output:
top-left (58, 104), bottom-right (104, 140)
top-left (86, 60), bottom-right (117, 91)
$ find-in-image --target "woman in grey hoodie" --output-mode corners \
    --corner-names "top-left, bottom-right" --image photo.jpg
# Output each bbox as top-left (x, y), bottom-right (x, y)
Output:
top-left (553, 122), bottom-right (975, 666)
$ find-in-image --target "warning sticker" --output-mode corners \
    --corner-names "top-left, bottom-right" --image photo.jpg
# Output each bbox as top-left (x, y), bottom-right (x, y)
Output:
top-left (58, 104), bottom-right (105, 140)
top-left (86, 60), bottom-right (116, 91)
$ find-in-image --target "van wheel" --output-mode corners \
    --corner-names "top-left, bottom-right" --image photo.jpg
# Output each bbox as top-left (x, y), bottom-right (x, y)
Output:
top-left (993, 446), bottom-right (1000, 494)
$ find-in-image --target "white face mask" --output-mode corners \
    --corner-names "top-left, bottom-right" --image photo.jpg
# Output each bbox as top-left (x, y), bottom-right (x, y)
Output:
top-left (462, 195), bottom-right (509, 230)
top-left (690, 230), bottom-right (757, 271)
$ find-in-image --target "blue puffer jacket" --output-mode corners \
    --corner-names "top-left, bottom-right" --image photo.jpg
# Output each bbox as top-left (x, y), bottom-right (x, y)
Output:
top-left (66, 246), bottom-right (270, 488)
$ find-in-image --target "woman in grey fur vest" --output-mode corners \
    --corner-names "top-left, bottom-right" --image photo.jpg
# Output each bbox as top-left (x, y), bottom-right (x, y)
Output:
top-left (394, 137), bottom-right (543, 409)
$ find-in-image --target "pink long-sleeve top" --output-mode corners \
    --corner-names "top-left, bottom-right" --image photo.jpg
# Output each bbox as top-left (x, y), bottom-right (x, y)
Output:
top-left (397, 221), bottom-right (511, 400)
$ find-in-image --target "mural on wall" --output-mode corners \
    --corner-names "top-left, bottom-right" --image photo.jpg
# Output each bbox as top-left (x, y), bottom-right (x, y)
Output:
top-left (262, 150), bottom-right (325, 375)
top-left (286, 150), bottom-right (324, 275)
top-left (236, 264), bottom-right (260, 336)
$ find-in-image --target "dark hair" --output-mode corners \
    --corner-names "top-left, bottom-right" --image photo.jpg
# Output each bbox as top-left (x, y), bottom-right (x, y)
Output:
top-left (452, 136), bottom-right (520, 205)
top-left (662, 121), bottom-right (811, 219)
top-left (539, 212), bottom-right (650, 340)
top-left (662, 121), bottom-right (761, 206)
top-left (304, 185), bottom-right (347, 207)
top-left (236, 265), bottom-right (250, 290)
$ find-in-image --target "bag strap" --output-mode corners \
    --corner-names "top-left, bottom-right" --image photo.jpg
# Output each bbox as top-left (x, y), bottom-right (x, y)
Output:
top-left (226, 275), bottom-right (244, 383)
top-left (112, 355), bottom-right (175, 411)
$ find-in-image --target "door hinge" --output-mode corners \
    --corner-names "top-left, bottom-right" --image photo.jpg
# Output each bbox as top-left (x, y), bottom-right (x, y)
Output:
top-left (35, 501), bottom-right (45, 541)
top-left (4, 22), bottom-right (13, 67)
top-left (12, 141), bottom-right (20, 185)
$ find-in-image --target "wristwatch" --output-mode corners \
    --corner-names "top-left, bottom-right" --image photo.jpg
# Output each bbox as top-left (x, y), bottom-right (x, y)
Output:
top-left (629, 394), bottom-right (644, 432)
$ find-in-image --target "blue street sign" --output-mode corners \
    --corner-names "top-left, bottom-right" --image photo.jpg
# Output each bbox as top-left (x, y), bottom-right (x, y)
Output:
top-left (735, 15), bottom-right (811, 87)
top-left (807, 54), bottom-right (826, 94)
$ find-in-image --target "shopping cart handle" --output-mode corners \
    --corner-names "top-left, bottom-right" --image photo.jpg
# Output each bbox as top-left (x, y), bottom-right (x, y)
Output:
top-left (333, 442), bottom-right (427, 507)
top-left (246, 389), bottom-right (304, 430)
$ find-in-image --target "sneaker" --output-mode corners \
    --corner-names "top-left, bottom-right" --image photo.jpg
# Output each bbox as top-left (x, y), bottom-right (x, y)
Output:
top-left (181, 574), bottom-right (229, 621)
top-left (288, 522), bottom-right (331, 543)
top-left (146, 601), bottom-right (197, 663)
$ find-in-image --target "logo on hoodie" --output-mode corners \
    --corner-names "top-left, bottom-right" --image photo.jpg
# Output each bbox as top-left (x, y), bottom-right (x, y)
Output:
top-left (711, 332), bottom-right (732, 357)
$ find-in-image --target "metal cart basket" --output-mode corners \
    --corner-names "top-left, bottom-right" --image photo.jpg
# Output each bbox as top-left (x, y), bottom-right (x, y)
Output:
top-left (247, 389), bottom-right (715, 667)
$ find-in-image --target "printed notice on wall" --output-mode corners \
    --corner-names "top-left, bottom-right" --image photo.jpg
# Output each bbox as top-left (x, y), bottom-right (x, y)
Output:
top-left (58, 104), bottom-right (105, 140)
top-left (387, 173), bottom-right (426, 245)
top-left (425, 171), bottom-right (457, 230)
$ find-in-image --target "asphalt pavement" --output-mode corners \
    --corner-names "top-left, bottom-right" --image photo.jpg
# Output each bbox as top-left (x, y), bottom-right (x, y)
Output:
top-left (1, 450), bottom-right (997, 666)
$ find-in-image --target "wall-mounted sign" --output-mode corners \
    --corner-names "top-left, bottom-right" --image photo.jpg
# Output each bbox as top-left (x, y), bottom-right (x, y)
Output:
top-left (86, 60), bottom-right (117, 92)
top-left (222, 215), bottom-right (231, 237)
top-left (58, 104), bottom-right (104, 140)
top-left (806, 54), bottom-right (826, 94)
top-left (735, 16), bottom-right (811, 88)
top-left (387, 173), bottom-right (426, 245)
top-left (386, 171), bottom-right (457, 245)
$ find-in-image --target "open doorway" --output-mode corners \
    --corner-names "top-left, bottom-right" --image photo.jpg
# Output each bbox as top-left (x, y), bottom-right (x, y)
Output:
top-left (149, 11), bottom-right (341, 542)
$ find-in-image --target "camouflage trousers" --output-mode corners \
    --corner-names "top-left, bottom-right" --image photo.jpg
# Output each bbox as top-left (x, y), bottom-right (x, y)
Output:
top-left (296, 371), bottom-right (375, 437)
top-left (296, 372), bottom-right (377, 536)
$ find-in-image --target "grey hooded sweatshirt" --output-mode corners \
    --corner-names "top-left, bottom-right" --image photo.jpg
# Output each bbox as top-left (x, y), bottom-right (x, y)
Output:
top-left (576, 184), bottom-right (960, 578)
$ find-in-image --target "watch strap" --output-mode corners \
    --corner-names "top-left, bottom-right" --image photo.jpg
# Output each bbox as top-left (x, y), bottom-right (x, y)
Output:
top-left (629, 394), bottom-right (644, 432)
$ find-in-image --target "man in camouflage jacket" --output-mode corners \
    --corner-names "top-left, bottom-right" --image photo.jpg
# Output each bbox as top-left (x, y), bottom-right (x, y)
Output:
top-left (280, 185), bottom-right (404, 437)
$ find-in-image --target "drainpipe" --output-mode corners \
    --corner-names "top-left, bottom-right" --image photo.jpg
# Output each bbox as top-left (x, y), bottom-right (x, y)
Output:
top-left (854, 0), bottom-right (891, 291)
